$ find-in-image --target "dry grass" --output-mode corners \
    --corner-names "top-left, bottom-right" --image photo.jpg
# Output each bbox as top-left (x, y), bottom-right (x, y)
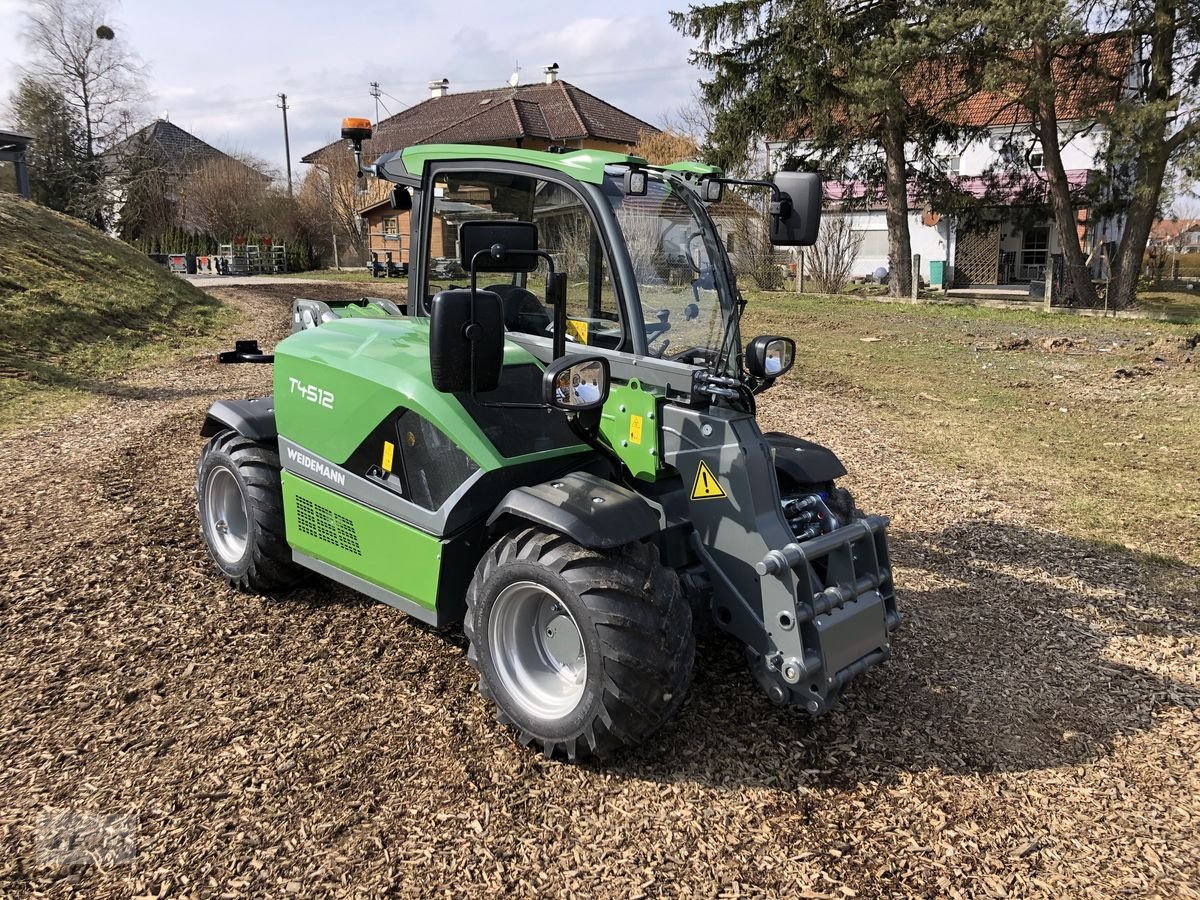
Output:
top-left (0, 195), bottom-right (233, 432)
top-left (0, 285), bottom-right (1196, 898)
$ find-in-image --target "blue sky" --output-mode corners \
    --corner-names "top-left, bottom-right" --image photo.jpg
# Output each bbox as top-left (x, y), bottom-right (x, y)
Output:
top-left (0, 0), bottom-right (703, 180)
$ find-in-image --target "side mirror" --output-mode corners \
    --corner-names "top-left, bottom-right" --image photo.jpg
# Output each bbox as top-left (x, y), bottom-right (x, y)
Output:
top-left (429, 289), bottom-right (504, 393)
top-left (459, 220), bottom-right (539, 273)
top-left (745, 335), bottom-right (795, 378)
top-left (542, 356), bottom-right (610, 412)
top-left (701, 178), bottom-right (723, 203)
top-left (770, 172), bottom-right (822, 246)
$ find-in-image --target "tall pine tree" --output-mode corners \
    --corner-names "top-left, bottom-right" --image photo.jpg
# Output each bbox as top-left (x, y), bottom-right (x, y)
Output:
top-left (673, 0), bottom-right (983, 297)
top-left (8, 76), bottom-right (91, 217)
top-left (977, 0), bottom-right (1198, 308)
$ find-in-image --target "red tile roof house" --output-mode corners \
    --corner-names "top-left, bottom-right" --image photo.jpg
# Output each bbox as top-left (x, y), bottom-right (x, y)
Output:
top-left (1150, 219), bottom-right (1200, 254)
top-left (768, 39), bottom-right (1136, 293)
top-left (301, 66), bottom-right (658, 266)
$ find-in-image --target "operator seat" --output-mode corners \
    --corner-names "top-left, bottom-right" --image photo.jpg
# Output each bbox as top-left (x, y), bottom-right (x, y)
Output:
top-left (486, 283), bottom-right (552, 337)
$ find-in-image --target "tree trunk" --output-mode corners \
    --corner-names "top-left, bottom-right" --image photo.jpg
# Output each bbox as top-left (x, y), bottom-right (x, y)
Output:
top-left (1108, 153), bottom-right (1168, 308)
top-left (1031, 44), bottom-right (1098, 309)
top-left (879, 116), bottom-right (913, 298)
top-left (1107, 0), bottom-right (1181, 309)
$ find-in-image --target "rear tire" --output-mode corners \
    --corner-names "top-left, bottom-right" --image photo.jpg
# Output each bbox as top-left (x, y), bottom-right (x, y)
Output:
top-left (196, 429), bottom-right (304, 593)
top-left (465, 526), bottom-right (694, 760)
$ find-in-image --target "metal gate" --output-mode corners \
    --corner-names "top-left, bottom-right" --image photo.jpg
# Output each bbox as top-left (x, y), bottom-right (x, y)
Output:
top-left (953, 224), bottom-right (1001, 286)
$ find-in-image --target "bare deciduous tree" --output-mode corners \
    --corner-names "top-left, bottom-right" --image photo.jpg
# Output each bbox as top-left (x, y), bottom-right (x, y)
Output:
top-left (807, 214), bottom-right (864, 294)
top-left (21, 0), bottom-right (145, 159)
top-left (631, 129), bottom-right (702, 166)
top-left (298, 150), bottom-right (379, 265)
top-left (182, 156), bottom-right (273, 240)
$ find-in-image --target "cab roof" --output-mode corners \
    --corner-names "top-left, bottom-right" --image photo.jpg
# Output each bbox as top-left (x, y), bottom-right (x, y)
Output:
top-left (375, 143), bottom-right (722, 186)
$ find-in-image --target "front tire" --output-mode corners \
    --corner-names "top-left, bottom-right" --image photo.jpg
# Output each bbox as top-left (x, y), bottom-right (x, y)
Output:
top-left (465, 526), bottom-right (694, 760)
top-left (196, 430), bottom-right (303, 593)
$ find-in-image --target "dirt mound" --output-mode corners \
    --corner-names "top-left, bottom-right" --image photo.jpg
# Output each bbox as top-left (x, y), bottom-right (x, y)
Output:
top-left (0, 195), bottom-right (226, 428)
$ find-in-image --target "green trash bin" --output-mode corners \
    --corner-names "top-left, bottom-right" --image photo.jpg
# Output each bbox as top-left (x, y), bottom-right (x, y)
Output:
top-left (930, 259), bottom-right (945, 288)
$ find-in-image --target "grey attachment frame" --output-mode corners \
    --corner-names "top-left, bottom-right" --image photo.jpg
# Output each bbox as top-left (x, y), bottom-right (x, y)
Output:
top-left (660, 402), bottom-right (900, 714)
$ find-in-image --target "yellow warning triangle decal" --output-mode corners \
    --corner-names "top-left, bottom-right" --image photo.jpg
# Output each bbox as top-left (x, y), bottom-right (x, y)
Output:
top-left (690, 460), bottom-right (727, 500)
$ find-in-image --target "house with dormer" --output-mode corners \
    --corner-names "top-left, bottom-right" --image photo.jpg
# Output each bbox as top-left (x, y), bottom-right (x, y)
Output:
top-left (300, 65), bottom-right (658, 266)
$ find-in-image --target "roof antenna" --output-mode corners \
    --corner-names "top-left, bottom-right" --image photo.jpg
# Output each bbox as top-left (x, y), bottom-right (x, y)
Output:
top-left (509, 60), bottom-right (521, 87)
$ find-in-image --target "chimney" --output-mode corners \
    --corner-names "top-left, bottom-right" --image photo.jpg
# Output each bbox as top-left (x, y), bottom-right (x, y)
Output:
top-left (543, 63), bottom-right (559, 85)
top-left (428, 78), bottom-right (449, 98)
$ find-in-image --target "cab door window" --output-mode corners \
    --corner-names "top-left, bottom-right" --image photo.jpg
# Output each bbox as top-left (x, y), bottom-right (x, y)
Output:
top-left (424, 170), bottom-right (624, 349)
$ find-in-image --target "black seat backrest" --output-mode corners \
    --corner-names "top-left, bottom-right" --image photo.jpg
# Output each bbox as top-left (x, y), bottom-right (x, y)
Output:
top-left (486, 284), bottom-right (552, 336)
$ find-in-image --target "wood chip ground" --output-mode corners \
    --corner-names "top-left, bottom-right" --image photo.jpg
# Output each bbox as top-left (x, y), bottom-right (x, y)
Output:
top-left (1, 286), bottom-right (1196, 898)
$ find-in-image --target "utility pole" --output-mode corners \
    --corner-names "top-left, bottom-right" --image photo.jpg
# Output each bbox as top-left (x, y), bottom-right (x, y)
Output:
top-left (369, 82), bottom-right (381, 124)
top-left (277, 92), bottom-right (293, 198)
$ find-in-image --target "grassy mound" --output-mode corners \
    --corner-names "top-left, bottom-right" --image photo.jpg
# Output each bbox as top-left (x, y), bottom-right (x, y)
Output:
top-left (0, 194), bottom-right (233, 430)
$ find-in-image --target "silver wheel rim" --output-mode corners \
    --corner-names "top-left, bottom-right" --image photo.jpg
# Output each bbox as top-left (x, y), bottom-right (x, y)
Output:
top-left (204, 466), bottom-right (249, 564)
top-left (488, 581), bottom-right (587, 721)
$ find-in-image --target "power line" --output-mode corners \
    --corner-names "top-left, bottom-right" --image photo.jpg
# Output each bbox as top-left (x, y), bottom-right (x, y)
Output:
top-left (380, 90), bottom-right (410, 110)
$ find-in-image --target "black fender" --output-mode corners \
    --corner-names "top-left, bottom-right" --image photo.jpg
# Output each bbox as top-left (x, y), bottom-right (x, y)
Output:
top-left (487, 471), bottom-right (660, 550)
top-left (200, 397), bottom-right (277, 442)
top-left (763, 431), bottom-right (847, 485)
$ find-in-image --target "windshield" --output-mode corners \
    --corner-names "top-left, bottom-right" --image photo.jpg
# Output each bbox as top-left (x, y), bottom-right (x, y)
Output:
top-left (600, 171), bottom-right (736, 366)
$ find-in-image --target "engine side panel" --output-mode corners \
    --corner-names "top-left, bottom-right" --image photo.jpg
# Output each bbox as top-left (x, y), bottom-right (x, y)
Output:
top-left (272, 317), bottom-right (583, 471)
top-left (282, 472), bottom-right (443, 612)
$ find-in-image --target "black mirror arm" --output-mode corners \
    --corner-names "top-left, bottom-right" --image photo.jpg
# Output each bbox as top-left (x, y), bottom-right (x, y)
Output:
top-left (709, 176), bottom-right (793, 220)
top-left (463, 246), bottom-right (559, 410)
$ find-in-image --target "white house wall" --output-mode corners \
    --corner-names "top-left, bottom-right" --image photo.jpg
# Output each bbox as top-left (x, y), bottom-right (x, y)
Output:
top-left (833, 210), bottom-right (952, 280)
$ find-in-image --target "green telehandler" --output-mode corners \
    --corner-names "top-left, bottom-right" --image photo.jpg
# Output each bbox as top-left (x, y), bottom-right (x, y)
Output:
top-left (195, 118), bottom-right (900, 759)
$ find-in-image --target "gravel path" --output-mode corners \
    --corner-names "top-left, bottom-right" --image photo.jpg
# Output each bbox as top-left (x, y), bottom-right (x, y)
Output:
top-left (1, 286), bottom-right (1197, 898)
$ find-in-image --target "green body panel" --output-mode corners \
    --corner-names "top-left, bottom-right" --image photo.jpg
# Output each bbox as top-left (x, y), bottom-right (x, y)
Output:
top-left (273, 317), bottom-right (585, 469)
top-left (282, 473), bottom-right (443, 610)
top-left (326, 303), bottom-right (396, 319)
top-left (400, 143), bottom-right (648, 185)
top-left (599, 379), bottom-right (663, 482)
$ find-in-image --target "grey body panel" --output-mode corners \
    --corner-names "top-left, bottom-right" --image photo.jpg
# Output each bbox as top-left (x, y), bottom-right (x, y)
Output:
top-left (277, 436), bottom-right (482, 537)
top-left (201, 397), bottom-right (277, 441)
top-left (292, 551), bottom-right (447, 627)
top-left (660, 403), bottom-right (898, 712)
top-left (505, 332), bottom-right (700, 403)
top-left (488, 471), bottom-right (661, 549)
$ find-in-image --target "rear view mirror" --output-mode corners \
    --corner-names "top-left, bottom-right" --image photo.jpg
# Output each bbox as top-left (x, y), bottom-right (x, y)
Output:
top-left (429, 289), bottom-right (504, 393)
top-left (459, 220), bottom-right (539, 273)
top-left (745, 335), bottom-right (795, 378)
top-left (701, 178), bottom-right (723, 203)
top-left (543, 356), bottom-right (610, 412)
top-left (770, 172), bottom-right (822, 246)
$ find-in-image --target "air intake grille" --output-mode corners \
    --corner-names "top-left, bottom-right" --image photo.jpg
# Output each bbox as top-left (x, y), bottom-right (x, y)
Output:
top-left (295, 495), bottom-right (361, 555)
